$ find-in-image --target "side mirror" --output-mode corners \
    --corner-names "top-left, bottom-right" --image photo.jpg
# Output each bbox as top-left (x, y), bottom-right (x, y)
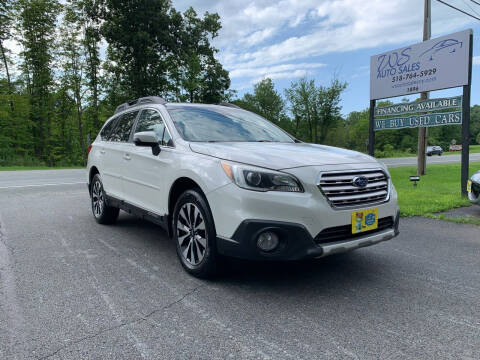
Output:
top-left (134, 131), bottom-right (161, 155)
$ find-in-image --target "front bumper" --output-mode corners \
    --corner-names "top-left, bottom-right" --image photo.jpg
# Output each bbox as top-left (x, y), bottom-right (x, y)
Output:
top-left (216, 212), bottom-right (400, 261)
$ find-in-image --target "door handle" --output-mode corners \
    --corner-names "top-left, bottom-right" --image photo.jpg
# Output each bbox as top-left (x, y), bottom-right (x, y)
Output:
top-left (123, 153), bottom-right (131, 160)
top-left (100, 149), bottom-right (105, 154)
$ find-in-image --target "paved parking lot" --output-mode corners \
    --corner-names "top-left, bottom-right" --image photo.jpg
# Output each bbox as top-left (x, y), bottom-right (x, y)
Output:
top-left (0, 172), bottom-right (479, 359)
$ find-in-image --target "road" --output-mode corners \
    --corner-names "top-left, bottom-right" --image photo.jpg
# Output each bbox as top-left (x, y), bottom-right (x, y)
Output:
top-left (381, 152), bottom-right (480, 167)
top-left (0, 171), bottom-right (479, 359)
top-left (1, 151), bottom-right (478, 190)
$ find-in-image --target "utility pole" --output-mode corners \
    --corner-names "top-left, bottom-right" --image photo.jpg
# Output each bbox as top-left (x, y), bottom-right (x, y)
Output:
top-left (418, 0), bottom-right (431, 176)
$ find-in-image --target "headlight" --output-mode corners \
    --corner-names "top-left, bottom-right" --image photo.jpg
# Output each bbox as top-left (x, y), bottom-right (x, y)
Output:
top-left (221, 161), bottom-right (303, 192)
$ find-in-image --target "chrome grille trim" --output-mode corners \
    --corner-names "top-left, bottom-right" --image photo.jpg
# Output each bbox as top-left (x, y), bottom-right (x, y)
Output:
top-left (317, 168), bottom-right (390, 209)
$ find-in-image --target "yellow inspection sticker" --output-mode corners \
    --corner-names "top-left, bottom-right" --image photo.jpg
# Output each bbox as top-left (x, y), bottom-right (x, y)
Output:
top-left (352, 208), bottom-right (378, 234)
top-left (467, 180), bottom-right (472, 193)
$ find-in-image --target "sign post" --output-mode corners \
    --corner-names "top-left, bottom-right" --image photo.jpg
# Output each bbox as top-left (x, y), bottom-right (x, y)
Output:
top-left (461, 33), bottom-right (473, 196)
top-left (368, 99), bottom-right (375, 156)
top-left (369, 29), bottom-right (472, 196)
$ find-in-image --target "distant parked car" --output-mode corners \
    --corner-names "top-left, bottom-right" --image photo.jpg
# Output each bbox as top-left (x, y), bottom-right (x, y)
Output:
top-left (427, 146), bottom-right (443, 156)
top-left (467, 171), bottom-right (480, 205)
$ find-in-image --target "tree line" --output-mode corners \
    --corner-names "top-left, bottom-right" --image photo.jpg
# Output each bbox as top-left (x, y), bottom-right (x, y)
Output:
top-left (0, 0), bottom-right (230, 166)
top-left (235, 78), bottom-right (480, 157)
top-left (1, 0), bottom-right (479, 167)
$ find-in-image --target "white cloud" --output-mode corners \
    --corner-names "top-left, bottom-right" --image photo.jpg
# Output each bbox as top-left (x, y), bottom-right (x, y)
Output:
top-left (252, 69), bottom-right (308, 83)
top-left (229, 62), bottom-right (325, 79)
top-left (173, 0), bottom-right (476, 89)
top-left (240, 28), bottom-right (276, 47)
top-left (474, 56), bottom-right (480, 66)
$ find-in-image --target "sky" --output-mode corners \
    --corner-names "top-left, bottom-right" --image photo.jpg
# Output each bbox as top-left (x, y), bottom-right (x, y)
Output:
top-left (173, 0), bottom-right (480, 115)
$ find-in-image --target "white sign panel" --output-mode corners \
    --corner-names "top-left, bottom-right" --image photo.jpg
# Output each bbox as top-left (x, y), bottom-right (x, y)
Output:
top-left (370, 29), bottom-right (471, 100)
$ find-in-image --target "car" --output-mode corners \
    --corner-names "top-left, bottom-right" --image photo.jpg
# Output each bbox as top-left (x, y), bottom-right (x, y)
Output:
top-left (467, 171), bottom-right (480, 205)
top-left (427, 146), bottom-right (443, 156)
top-left (86, 96), bottom-right (400, 278)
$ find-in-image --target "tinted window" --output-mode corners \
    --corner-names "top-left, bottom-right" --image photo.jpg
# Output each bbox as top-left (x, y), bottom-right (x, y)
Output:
top-left (111, 111), bottom-right (138, 142)
top-left (136, 109), bottom-right (172, 146)
top-left (100, 118), bottom-right (118, 141)
top-left (166, 105), bottom-right (293, 143)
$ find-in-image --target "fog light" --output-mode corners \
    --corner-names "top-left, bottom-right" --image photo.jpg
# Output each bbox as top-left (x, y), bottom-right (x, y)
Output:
top-left (256, 231), bottom-right (279, 252)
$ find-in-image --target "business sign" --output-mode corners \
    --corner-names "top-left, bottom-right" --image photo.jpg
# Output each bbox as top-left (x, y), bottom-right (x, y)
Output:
top-left (374, 111), bottom-right (462, 131)
top-left (374, 96), bottom-right (462, 117)
top-left (370, 29), bottom-right (472, 100)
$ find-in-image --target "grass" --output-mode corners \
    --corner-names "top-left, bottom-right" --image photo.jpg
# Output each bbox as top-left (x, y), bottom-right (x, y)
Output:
top-left (0, 165), bottom-right (83, 171)
top-left (389, 161), bottom-right (480, 217)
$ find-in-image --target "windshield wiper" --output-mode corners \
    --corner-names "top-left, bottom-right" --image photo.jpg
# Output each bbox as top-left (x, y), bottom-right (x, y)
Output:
top-left (255, 140), bottom-right (275, 142)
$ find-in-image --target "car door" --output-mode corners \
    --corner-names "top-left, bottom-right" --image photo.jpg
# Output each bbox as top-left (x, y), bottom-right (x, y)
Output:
top-left (122, 108), bottom-right (174, 214)
top-left (96, 117), bottom-right (118, 190)
top-left (102, 110), bottom-right (139, 199)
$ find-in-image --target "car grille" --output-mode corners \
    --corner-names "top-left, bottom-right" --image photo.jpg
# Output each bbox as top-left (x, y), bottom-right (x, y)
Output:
top-left (314, 216), bottom-right (394, 244)
top-left (318, 169), bottom-right (389, 208)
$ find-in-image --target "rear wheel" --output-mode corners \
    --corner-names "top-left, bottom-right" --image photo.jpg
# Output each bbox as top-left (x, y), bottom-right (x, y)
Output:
top-left (90, 174), bottom-right (119, 224)
top-left (173, 189), bottom-right (218, 278)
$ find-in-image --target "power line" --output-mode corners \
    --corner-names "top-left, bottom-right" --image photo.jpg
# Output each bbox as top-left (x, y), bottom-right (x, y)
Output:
top-left (435, 0), bottom-right (480, 20)
top-left (470, 0), bottom-right (480, 7)
top-left (463, 0), bottom-right (480, 17)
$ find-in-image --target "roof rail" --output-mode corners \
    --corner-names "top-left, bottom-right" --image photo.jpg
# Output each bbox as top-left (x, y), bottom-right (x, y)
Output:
top-left (219, 102), bottom-right (241, 109)
top-left (114, 96), bottom-right (167, 114)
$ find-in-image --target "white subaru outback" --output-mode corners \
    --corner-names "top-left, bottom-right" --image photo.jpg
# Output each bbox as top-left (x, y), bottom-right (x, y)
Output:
top-left (87, 96), bottom-right (399, 277)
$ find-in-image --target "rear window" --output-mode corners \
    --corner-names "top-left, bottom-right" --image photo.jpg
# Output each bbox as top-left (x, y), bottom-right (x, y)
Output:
top-left (100, 118), bottom-right (118, 141)
top-left (110, 111), bottom-right (139, 142)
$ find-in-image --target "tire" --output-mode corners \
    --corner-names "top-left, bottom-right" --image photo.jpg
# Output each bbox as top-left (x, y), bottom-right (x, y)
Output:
top-left (438, 153), bottom-right (442, 156)
top-left (173, 189), bottom-right (218, 278)
top-left (90, 174), bottom-right (119, 224)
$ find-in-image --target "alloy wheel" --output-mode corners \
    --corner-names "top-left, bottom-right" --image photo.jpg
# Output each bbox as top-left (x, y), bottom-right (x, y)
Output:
top-left (176, 202), bottom-right (207, 265)
top-left (92, 180), bottom-right (104, 218)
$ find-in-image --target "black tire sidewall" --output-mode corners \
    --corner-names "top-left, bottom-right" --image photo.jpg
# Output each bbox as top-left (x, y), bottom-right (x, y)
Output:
top-left (91, 174), bottom-right (118, 224)
top-left (173, 189), bottom-right (217, 277)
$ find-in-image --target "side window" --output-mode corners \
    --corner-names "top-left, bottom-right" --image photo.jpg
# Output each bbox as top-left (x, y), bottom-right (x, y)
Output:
top-left (136, 109), bottom-right (172, 146)
top-left (111, 111), bottom-right (139, 142)
top-left (100, 118), bottom-right (117, 141)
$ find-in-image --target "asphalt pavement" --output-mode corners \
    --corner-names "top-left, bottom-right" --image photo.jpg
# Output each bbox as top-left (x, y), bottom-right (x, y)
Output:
top-left (0, 171), bottom-right (479, 359)
top-left (380, 152), bottom-right (480, 167)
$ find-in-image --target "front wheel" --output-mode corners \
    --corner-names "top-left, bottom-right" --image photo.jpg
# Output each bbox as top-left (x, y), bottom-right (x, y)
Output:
top-left (173, 190), bottom-right (218, 278)
top-left (90, 174), bottom-right (119, 224)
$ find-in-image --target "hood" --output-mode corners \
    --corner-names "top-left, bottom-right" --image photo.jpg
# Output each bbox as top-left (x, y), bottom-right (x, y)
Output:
top-left (189, 142), bottom-right (377, 170)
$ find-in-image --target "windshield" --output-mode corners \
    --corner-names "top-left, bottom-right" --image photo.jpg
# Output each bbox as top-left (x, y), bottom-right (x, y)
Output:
top-left (166, 105), bottom-right (294, 143)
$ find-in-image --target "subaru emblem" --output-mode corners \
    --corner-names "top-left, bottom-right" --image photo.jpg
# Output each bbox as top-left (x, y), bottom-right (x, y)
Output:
top-left (352, 176), bottom-right (368, 188)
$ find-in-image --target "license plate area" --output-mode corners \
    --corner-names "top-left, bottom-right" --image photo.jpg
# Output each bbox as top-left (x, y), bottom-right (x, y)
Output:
top-left (352, 208), bottom-right (378, 234)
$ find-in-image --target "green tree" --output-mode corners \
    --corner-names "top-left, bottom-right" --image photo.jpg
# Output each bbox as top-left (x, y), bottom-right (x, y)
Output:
top-left (59, 1), bottom-right (87, 163)
top-left (285, 77), bottom-right (347, 143)
top-left (1, 0), bottom-right (14, 110)
top-left (176, 8), bottom-right (229, 103)
top-left (17, 0), bottom-right (61, 163)
top-left (81, 0), bottom-right (103, 133)
top-left (240, 78), bottom-right (285, 124)
top-left (101, 0), bottom-right (182, 99)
